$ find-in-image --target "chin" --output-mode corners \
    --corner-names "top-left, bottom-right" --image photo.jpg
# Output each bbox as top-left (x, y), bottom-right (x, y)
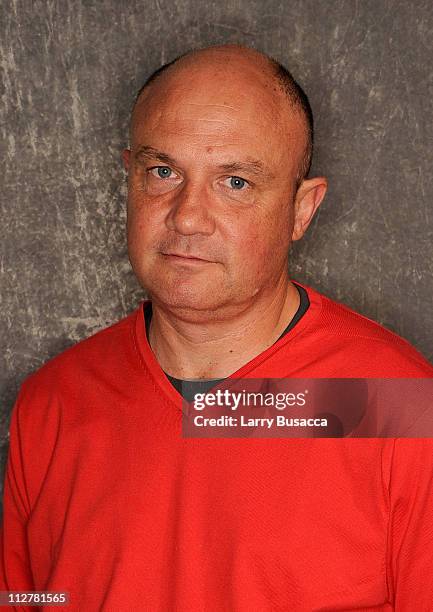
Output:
top-left (133, 259), bottom-right (240, 314)
top-left (157, 287), bottom-right (223, 312)
top-left (147, 279), bottom-right (230, 314)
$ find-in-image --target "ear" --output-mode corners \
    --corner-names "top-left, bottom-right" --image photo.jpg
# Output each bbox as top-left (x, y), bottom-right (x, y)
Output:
top-left (122, 148), bottom-right (131, 171)
top-left (291, 176), bottom-right (328, 241)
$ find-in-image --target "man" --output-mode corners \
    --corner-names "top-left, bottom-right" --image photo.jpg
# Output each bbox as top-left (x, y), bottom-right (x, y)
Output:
top-left (1, 44), bottom-right (432, 611)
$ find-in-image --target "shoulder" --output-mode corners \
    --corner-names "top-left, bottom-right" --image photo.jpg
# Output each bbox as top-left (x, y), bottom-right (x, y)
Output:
top-left (300, 282), bottom-right (433, 376)
top-left (6, 306), bottom-right (147, 501)
top-left (18, 305), bottom-right (142, 402)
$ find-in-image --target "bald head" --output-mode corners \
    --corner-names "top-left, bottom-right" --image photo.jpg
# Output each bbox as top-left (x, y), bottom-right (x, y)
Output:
top-left (131, 45), bottom-right (313, 185)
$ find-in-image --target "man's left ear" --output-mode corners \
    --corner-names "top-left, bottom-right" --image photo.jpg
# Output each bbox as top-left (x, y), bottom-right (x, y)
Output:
top-left (291, 177), bottom-right (328, 241)
top-left (122, 148), bottom-right (131, 171)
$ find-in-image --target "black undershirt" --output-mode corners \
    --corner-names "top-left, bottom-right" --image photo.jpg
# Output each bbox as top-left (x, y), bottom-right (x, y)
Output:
top-left (144, 282), bottom-right (310, 401)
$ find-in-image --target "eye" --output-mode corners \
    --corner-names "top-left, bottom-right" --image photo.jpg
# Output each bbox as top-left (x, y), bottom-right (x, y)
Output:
top-left (149, 166), bottom-right (176, 179)
top-left (227, 176), bottom-right (248, 190)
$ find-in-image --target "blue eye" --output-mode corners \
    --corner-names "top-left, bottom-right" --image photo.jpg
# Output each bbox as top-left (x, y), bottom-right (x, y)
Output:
top-left (229, 176), bottom-right (247, 190)
top-left (156, 166), bottom-right (172, 178)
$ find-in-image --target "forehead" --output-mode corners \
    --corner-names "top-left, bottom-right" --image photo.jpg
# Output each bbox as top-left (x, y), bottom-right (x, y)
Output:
top-left (131, 62), bottom-right (305, 171)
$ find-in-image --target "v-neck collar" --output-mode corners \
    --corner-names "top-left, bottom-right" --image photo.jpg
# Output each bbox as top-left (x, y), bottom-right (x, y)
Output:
top-left (133, 279), bottom-right (323, 408)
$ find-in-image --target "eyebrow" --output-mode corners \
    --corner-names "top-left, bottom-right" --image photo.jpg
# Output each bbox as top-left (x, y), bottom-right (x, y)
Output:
top-left (135, 145), bottom-right (176, 166)
top-left (134, 145), bottom-right (274, 179)
top-left (218, 160), bottom-right (273, 179)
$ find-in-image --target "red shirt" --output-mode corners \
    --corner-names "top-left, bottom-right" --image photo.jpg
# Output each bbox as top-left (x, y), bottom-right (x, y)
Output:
top-left (2, 281), bottom-right (433, 611)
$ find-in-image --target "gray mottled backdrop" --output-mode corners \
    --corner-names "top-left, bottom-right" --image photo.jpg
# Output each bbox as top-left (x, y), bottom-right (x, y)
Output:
top-left (1, 1), bottom-right (432, 501)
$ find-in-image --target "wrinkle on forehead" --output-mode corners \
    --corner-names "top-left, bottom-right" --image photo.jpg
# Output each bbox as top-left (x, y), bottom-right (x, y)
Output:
top-left (182, 102), bottom-right (238, 110)
top-left (141, 83), bottom-right (280, 113)
top-left (145, 113), bottom-right (271, 133)
top-left (133, 93), bottom-right (286, 148)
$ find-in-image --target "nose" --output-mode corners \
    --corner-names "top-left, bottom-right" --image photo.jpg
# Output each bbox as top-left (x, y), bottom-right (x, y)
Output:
top-left (165, 180), bottom-right (215, 236)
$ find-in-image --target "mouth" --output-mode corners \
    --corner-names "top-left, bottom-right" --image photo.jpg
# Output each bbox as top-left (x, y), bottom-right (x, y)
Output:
top-left (161, 252), bottom-right (213, 264)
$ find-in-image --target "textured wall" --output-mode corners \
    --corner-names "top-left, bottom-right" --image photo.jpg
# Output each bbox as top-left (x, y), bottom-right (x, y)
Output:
top-left (1, 0), bottom-right (432, 497)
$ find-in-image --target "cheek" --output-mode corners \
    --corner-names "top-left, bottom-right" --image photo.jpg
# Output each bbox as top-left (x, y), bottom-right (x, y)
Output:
top-left (227, 213), bottom-right (289, 268)
top-left (127, 194), bottom-right (165, 249)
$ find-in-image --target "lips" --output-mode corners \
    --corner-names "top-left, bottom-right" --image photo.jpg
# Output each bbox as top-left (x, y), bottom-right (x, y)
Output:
top-left (162, 252), bottom-right (210, 262)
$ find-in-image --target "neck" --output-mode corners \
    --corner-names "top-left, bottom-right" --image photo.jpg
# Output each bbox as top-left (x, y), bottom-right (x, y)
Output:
top-left (148, 277), bottom-right (300, 379)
